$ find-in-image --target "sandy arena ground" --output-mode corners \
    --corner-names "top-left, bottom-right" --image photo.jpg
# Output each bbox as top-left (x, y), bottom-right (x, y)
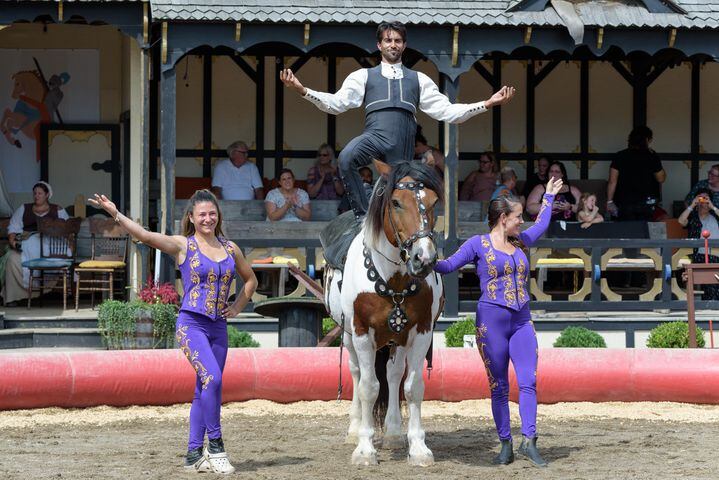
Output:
top-left (1, 400), bottom-right (718, 479)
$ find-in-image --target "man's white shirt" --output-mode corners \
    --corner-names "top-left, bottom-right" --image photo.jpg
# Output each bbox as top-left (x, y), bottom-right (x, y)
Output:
top-left (303, 62), bottom-right (487, 123)
top-left (211, 159), bottom-right (263, 200)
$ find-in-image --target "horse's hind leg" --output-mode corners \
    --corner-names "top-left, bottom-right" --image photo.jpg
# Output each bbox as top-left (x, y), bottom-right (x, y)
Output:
top-left (382, 346), bottom-right (407, 449)
top-left (344, 331), bottom-right (362, 444)
top-left (405, 332), bottom-right (434, 466)
top-left (350, 331), bottom-right (379, 466)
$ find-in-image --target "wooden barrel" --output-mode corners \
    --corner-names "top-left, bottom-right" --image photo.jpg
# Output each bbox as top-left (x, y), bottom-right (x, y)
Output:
top-left (253, 297), bottom-right (326, 347)
top-left (135, 310), bottom-right (154, 349)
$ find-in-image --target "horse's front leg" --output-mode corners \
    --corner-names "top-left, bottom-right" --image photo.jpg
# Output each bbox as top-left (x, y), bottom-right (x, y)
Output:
top-left (405, 331), bottom-right (434, 466)
top-left (382, 346), bottom-right (407, 449)
top-left (350, 329), bottom-right (379, 466)
top-left (344, 331), bottom-right (362, 444)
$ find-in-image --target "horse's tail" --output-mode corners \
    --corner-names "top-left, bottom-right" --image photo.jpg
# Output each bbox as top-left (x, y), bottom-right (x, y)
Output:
top-left (373, 345), bottom-right (391, 429)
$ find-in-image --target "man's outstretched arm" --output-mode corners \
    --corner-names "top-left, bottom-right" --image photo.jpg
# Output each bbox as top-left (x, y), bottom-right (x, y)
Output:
top-left (280, 68), bottom-right (366, 115)
top-left (417, 71), bottom-right (516, 124)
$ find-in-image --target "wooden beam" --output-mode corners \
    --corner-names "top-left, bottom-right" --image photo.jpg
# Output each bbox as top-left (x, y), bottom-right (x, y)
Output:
top-left (202, 52), bottom-right (212, 178)
top-left (255, 56), bottom-right (265, 177)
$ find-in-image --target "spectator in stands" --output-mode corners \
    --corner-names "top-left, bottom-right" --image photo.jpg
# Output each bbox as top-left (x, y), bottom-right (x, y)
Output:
top-left (306, 143), bottom-right (344, 200)
top-left (686, 164), bottom-right (719, 208)
top-left (459, 152), bottom-right (499, 201)
top-left (678, 188), bottom-right (719, 299)
top-left (606, 126), bottom-right (665, 221)
top-left (211, 140), bottom-right (264, 200)
top-left (491, 167), bottom-right (525, 206)
top-left (415, 125), bottom-right (445, 175)
top-left (359, 166), bottom-right (374, 200)
top-left (265, 168), bottom-right (311, 222)
top-left (577, 192), bottom-right (604, 229)
top-left (1, 181), bottom-right (69, 306)
top-left (526, 161), bottom-right (581, 221)
top-left (522, 156), bottom-right (550, 199)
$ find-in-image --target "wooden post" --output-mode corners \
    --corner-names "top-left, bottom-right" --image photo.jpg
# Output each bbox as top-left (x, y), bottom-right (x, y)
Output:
top-left (159, 66), bottom-right (176, 283)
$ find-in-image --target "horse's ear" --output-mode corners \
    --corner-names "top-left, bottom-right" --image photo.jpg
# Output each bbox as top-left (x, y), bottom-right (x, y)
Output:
top-left (373, 159), bottom-right (391, 179)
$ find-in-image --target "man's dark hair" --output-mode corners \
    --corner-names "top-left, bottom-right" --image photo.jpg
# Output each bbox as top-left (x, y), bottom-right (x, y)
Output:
top-left (415, 125), bottom-right (428, 146)
top-left (628, 126), bottom-right (653, 149)
top-left (376, 21), bottom-right (407, 43)
top-left (695, 188), bottom-right (713, 198)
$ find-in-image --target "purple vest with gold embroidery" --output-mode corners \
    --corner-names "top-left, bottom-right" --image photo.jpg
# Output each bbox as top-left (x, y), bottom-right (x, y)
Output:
top-left (179, 236), bottom-right (236, 320)
top-left (434, 194), bottom-right (555, 312)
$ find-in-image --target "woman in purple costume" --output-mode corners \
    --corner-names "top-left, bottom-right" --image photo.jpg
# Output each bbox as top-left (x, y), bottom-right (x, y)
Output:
top-left (434, 176), bottom-right (562, 467)
top-left (90, 189), bottom-right (257, 474)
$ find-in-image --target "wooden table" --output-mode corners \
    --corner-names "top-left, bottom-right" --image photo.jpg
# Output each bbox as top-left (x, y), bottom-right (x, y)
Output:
top-left (684, 263), bottom-right (719, 348)
top-left (251, 263), bottom-right (291, 297)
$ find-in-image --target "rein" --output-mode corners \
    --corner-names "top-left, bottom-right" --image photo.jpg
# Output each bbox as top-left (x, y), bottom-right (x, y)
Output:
top-left (386, 181), bottom-right (434, 262)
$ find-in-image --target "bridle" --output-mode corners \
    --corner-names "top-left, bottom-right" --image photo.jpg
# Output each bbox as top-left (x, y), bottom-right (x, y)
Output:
top-left (386, 181), bottom-right (435, 263)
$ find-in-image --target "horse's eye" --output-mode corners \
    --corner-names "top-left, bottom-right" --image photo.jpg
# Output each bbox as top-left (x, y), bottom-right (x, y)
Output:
top-left (392, 199), bottom-right (401, 209)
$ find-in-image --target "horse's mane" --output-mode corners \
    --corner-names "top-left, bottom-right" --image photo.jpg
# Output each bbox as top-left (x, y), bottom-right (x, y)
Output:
top-left (364, 161), bottom-right (444, 251)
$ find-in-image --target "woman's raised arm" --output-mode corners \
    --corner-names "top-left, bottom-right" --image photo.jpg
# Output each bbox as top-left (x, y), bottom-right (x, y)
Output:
top-left (89, 194), bottom-right (185, 257)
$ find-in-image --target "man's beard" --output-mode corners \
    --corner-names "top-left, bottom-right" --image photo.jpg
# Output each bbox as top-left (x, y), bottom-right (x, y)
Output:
top-left (382, 49), bottom-right (401, 63)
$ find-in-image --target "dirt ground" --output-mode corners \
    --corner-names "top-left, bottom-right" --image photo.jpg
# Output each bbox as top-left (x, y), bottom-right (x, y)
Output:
top-left (1, 400), bottom-right (718, 480)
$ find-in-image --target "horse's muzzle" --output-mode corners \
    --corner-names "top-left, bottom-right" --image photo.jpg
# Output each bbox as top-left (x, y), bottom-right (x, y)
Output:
top-left (407, 242), bottom-right (437, 278)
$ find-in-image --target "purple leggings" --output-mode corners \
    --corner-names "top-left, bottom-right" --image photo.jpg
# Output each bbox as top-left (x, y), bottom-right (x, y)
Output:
top-left (476, 302), bottom-right (538, 441)
top-left (176, 311), bottom-right (228, 450)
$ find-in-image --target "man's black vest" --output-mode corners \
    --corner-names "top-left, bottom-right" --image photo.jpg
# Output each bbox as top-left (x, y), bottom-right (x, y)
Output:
top-left (364, 65), bottom-right (420, 115)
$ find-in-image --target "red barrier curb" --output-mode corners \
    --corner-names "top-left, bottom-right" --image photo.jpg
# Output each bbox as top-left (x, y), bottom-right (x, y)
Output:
top-left (2, 348), bottom-right (718, 410)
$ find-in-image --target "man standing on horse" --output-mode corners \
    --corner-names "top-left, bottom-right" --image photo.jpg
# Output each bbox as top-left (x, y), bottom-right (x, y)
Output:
top-left (280, 21), bottom-right (516, 220)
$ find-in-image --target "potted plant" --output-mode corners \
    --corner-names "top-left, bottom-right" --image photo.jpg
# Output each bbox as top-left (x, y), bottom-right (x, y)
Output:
top-left (97, 278), bottom-right (179, 350)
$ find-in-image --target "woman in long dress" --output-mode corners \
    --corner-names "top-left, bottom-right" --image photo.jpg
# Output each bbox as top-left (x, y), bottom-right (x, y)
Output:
top-left (2, 181), bottom-right (69, 306)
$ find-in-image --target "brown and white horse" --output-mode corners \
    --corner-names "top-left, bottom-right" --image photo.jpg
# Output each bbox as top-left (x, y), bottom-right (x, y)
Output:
top-left (324, 160), bottom-right (444, 466)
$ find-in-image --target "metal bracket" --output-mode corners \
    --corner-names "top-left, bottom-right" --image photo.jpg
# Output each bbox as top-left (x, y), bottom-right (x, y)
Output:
top-left (524, 26), bottom-right (533, 44)
top-left (304, 23), bottom-right (310, 46)
top-left (597, 27), bottom-right (604, 50)
top-left (235, 22), bottom-right (241, 43)
top-left (669, 28), bottom-right (677, 48)
top-left (58, 1), bottom-right (63, 22)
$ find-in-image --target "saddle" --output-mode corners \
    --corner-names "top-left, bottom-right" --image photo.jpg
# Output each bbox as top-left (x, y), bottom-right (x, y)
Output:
top-left (319, 210), bottom-right (362, 270)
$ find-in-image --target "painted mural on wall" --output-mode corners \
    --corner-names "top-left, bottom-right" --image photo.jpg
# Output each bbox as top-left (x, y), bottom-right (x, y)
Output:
top-left (0, 49), bottom-right (99, 193)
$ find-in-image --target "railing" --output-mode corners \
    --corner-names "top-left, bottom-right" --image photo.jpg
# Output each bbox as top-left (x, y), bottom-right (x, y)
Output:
top-left (214, 223), bottom-right (719, 314)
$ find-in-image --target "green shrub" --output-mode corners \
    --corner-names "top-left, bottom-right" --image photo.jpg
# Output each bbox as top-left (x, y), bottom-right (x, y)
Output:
top-left (98, 300), bottom-right (133, 350)
top-left (445, 317), bottom-right (476, 347)
top-left (322, 317), bottom-right (342, 347)
top-left (98, 299), bottom-right (177, 349)
top-left (553, 326), bottom-right (607, 348)
top-left (227, 326), bottom-right (260, 348)
top-left (149, 302), bottom-right (178, 348)
top-left (647, 321), bottom-right (705, 348)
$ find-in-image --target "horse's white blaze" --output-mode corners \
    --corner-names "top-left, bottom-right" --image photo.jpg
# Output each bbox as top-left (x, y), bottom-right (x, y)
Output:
top-left (415, 237), bottom-right (435, 263)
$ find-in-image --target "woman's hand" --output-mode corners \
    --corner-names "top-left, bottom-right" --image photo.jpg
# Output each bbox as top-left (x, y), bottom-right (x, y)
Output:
top-left (222, 303), bottom-right (243, 319)
top-left (88, 194), bottom-right (118, 218)
top-left (545, 176), bottom-right (563, 196)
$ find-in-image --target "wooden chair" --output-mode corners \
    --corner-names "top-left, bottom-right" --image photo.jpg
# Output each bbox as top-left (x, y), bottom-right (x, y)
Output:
top-left (74, 217), bottom-right (129, 310)
top-left (23, 217), bottom-right (82, 310)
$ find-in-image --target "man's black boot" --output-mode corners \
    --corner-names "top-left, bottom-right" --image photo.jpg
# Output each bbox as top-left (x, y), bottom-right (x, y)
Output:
top-left (518, 435), bottom-right (548, 467)
top-left (493, 439), bottom-right (514, 465)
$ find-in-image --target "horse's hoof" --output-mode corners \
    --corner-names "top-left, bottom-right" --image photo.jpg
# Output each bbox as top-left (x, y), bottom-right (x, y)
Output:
top-left (344, 432), bottom-right (358, 444)
top-left (408, 452), bottom-right (435, 467)
top-left (381, 435), bottom-right (406, 449)
top-left (351, 450), bottom-right (378, 466)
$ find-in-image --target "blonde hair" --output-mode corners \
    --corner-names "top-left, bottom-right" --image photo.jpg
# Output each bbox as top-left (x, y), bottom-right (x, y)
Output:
top-left (577, 192), bottom-right (596, 212)
top-left (499, 166), bottom-right (517, 184)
